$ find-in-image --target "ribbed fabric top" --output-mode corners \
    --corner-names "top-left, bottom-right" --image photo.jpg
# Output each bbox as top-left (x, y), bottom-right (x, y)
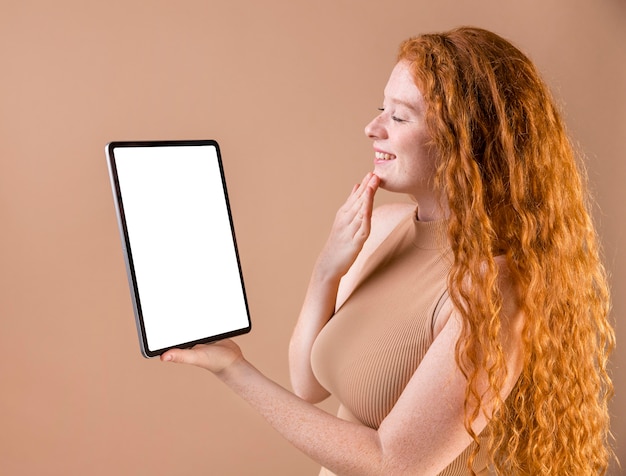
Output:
top-left (311, 208), bottom-right (489, 475)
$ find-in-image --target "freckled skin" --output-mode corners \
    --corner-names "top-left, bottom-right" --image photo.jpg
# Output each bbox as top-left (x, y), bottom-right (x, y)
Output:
top-left (365, 61), bottom-right (445, 222)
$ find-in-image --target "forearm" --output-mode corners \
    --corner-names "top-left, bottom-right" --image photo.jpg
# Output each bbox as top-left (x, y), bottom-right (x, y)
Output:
top-left (288, 265), bottom-right (341, 401)
top-left (219, 358), bottom-right (385, 476)
top-left (289, 173), bottom-right (379, 402)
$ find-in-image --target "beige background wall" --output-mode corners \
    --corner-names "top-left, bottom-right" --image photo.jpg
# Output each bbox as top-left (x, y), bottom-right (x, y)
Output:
top-left (1, 1), bottom-right (624, 474)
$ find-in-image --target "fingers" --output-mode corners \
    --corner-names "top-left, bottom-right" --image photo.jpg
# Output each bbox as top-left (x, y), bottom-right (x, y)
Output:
top-left (349, 172), bottom-right (379, 200)
top-left (342, 174), bottom-right (379, 241)
top-left (344, 173), bottom-right (379, 214)
top-left (318, 173), bottom-right (380, 277)
top-left (331, 172), bottom-right (379, 227)
top-left (161, 348), bottom-right (196, 364)
top-left (350, 173), bottom-right (379, 216)
top-left (161, 341), bottom-right (242, 374)
top-left (161, 346), bottom-right (214, 367)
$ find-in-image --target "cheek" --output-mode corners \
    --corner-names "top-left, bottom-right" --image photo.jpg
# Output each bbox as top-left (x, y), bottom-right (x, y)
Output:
top-left (404, 137), bottom-right (436, 173)
top-left (415, 131), bottom-right (438, 171)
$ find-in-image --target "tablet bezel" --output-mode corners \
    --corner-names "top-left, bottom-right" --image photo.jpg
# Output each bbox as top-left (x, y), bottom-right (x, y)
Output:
top-left (106, 139), bottom-right (251, 358)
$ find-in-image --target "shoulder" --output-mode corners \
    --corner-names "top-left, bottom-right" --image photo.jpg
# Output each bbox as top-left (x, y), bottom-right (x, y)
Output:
top-left (372, 201), bottom-right (416, 221)
top-left (368, 202), bottom-right (416, 246)
top-left (363, 202), bottom-right (415, 261)
top-left (433, 255), bottom-right (524, 339)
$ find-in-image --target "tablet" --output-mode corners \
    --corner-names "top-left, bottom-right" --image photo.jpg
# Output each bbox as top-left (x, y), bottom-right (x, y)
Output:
top-left (106, 140), bottom-right (251, 358)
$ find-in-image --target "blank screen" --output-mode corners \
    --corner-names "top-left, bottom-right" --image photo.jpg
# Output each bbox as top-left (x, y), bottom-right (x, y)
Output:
top-left (108, 142), bottom-right (250, 356)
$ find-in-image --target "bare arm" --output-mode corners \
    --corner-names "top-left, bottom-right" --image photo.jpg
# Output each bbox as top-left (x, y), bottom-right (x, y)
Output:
top-left (289, 178), bottom-right (414, 402)
top-left (161, 291), bottom-right (523, 475)
top-left (288, 172), bottom-right (380, 402)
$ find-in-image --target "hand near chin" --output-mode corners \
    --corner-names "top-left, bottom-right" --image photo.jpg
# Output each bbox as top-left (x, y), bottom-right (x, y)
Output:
top-left (161, 339), bottom-right (244, 374)
top-left (317, 172), bottom-right (380, 278)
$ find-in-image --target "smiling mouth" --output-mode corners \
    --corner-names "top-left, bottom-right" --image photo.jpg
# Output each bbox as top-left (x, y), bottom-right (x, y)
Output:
top-left (375, 151), bottom-right (396, 161)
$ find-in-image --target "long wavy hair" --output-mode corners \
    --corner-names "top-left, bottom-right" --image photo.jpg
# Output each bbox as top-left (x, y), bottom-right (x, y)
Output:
top-left (398, 27), bottom-right (615, 474)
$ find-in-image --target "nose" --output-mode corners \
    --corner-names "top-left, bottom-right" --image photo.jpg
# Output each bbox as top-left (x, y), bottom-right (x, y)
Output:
top-left (364, 114), bottom-right (387, 140)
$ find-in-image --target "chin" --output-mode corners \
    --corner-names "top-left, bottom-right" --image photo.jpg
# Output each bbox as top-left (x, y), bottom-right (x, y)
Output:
top-left (377, 179), bottom-right (408, 195)
top-left (376, 178), bottom-right (394, 192)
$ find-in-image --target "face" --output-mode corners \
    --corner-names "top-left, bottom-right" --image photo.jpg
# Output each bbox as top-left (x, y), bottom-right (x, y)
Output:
top-left (365, 61), bottom-right (443, 220)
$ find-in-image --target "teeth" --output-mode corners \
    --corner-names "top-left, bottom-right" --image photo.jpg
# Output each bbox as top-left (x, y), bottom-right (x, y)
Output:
top-left (375, 151), bottom-right (395, 160)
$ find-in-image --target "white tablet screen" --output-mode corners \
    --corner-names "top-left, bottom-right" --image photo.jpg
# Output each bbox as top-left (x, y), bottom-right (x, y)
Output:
top-left (107, 140), bottom-right (251, 357)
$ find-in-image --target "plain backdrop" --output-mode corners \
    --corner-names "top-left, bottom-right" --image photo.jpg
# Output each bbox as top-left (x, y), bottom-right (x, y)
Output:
top-left (1, 1), bottom-right (624, 474)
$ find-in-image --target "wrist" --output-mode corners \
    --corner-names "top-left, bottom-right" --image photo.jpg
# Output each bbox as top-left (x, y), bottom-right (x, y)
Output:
top-left (215, 354), bottom-right (253, 385)
top-left (312, 256), bottom-right (346, 285)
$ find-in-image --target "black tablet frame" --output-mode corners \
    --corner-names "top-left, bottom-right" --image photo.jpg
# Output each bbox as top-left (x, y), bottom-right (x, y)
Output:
top-left (106, 140), bottom-right (251, 358)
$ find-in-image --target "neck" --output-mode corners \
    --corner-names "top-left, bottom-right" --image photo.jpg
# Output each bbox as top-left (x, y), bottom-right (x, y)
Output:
top-left (413, 196), bottom-right (449, 222)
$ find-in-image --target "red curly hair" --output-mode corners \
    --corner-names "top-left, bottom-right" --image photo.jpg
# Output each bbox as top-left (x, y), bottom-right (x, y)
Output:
top-left (398, 27), bottom-right (615, 474)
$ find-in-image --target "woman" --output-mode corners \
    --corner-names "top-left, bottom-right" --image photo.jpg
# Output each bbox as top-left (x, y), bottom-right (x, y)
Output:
top-left (162, 27), bottom-right (615, 475)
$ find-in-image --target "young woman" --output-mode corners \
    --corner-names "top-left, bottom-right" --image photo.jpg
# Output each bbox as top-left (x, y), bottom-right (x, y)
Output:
top-left (162, 27), bottom-right (615, 475)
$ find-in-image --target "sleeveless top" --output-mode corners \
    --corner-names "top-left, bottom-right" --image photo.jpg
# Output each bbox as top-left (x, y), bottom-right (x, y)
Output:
top-left (310, 209), bottom-right (490, 475)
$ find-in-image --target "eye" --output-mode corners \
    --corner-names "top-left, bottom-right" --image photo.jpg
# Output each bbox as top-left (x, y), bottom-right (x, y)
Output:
top-left (378, 107), bottom-right (408, 123)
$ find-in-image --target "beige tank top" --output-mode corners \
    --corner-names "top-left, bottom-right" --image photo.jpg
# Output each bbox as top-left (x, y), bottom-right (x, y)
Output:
top-left (310, 209), bottom-right (489, 475)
